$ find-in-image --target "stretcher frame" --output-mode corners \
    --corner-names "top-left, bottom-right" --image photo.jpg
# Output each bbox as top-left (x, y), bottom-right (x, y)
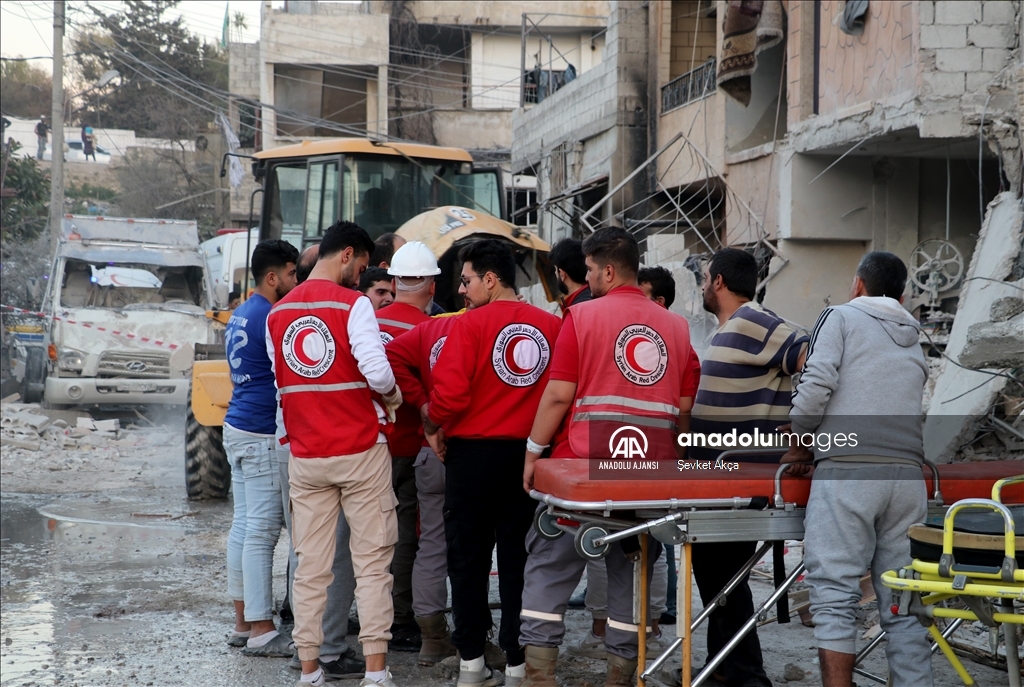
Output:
top-left (529, 451), bottom-right (1011, 687)
top-left (880, 476), bottom-right (1023, 687)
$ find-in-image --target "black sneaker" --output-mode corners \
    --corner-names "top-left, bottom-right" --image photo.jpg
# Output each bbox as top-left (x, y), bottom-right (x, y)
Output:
top-left (568, 587), bottom-right (587, 609)
top-left (659, 611), bottom-right (676, 625)
top-left (389, 621), bottom-right (422, 652)
top-left (320, 651), bottom-right (366, 679)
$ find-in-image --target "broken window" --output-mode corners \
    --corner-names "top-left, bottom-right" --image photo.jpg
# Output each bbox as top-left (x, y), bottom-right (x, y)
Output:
top-left (59, 260), bottom-right (205, 310)
top-left (274, 65), bottom-right (371, 137)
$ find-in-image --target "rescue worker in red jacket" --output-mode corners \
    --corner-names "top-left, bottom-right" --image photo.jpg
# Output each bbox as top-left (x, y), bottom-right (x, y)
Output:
top-left (424, 239), bottom-right (561, 687)
top-left (267, 221), bottom-right (404, 687)
top-left (386, 307), bottom-right (466, 667)
top-left (375, 241), bottom-right (439, 653)
top-left (519, 227), bottom-right (698, 687)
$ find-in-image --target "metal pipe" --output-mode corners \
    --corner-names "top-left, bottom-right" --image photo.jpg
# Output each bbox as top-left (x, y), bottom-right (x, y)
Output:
top-left (1003, 599), bottom-right (1021, 687)
top-left (531, 491), bottom-right (753, 512)
top-left (643, 541), bottom-right (774, 679)
top-left (596, 512), bottom-right (684, 546)
top-left (243, 187), bottom-right (263, 303)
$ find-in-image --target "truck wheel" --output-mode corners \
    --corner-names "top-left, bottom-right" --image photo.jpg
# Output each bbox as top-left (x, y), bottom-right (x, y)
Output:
top-left (23, 347), bottom-right (46, 404)
top-left (185, 397), bottom-right (230, 500)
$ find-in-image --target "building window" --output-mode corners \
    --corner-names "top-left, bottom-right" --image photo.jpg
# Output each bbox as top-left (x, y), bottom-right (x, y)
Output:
top-left (522, 65), bottom-right (577, 104)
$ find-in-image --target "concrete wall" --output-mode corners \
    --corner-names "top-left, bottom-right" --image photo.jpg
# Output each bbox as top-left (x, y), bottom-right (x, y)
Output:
top-left (432, 109), bottom-right (514, 150)
top-left (669, 0), bottom-right (716, 79)
top-left (762, 239), bottom-right (868, 329)
top-left (398, 1), bottom-right (609, 27)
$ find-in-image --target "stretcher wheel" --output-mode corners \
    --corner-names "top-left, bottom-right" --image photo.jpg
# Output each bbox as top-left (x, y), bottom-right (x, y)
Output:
top-left (534, 509), bottom-right (564, 540)
top-left (575, 523), bottom-right (610, 560)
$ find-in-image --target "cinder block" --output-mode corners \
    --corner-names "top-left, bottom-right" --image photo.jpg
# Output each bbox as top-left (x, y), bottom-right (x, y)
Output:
top-left (936, 47), bottom-right (982, 71)
top-left (966, 70), bottom-right (997, 91)
top-left (968, 23), bottom-right (1014, 48)
top-left (922, 70), bottom-right (965, 97)
top-left (982, 47), bottom-right (1012, 71)
top-left (935, 0), bottom-right (982, 24)
top-left (920, 111), bottom-right (965, 137)
top-left (920, 1), bottom-right (935, 24)
top-left (920, 24), bottom-right (967, 48)
top-left (982, 0), bottom-right (1017, 24)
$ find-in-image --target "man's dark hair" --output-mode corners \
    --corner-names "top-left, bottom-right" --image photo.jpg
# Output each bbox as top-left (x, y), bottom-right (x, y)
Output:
top-left (296, 244), bottom-right (319, 284)
top-left (358, 266), bottom-right (392, 293)
top-left (582, 227), bottom-right (639, 277)
top-left (708, 248), bottom-right (758, 300)
top-left (458, 239), bottom-right (516, 288)
top-left (319, 221), bottom-right (374, 261)
top-left (228, 289), bottom-right (241, 302)
top-left (370, 232), bottom-right (401, 266)
top-left (549, 238), bottom-right (587, 285)
top-left (856, 251), bottom-right (908, 299)
top-left (638, 266), bottom-right (676, 308)
top-left (250, 239), bottom-right (299, 284)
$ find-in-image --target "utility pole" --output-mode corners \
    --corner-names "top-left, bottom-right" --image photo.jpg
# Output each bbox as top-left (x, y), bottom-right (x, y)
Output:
top-left (49, 0), bottom-right (65, 248)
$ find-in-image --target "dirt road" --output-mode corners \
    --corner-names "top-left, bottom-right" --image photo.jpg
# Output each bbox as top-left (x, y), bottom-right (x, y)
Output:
top-left (0, 409), bottom-right (1011, 687)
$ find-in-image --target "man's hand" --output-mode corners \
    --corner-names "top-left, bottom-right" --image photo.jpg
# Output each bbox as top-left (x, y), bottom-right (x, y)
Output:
top-left (523, 453), bottom-right (538, 493)
top-left (423, 416), bottom-right (446, 462)
top-left (780, 443), bottom-right (814, 476)
top-left (382, 385), bottom-right (403, 424)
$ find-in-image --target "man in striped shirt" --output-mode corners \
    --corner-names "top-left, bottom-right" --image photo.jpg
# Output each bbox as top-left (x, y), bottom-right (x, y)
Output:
top-left (687, 248), bottom-right (807, 687)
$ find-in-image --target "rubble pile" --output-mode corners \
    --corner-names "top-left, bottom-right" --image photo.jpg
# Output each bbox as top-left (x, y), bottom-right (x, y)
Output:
top-left (0, 403), bottom-right (127, 453)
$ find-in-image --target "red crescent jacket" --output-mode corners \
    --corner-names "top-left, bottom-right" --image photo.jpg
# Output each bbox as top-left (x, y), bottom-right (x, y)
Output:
top-left (387, 313), bottom-right (462, 415)
top-left (377, 302), bottom-right (431, 457)
top-left (267, 280), bottom-right (379, 458)
top-left (556, 286), bottom-right (695, 459)
top-left (429, 300), bottom-right (561, 440)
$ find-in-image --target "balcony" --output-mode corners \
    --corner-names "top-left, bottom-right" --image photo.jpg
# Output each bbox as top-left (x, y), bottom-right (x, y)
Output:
top-left (661, 58), bottom-right (716, 113)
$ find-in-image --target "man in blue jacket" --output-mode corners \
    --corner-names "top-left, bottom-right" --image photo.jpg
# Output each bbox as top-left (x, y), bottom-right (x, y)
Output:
top-left (224, 239), bottom-right (299, 657)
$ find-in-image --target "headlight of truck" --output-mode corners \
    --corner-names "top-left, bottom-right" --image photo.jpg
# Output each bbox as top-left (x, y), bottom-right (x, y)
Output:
top-left (58, 348), bottom-right (85, 371)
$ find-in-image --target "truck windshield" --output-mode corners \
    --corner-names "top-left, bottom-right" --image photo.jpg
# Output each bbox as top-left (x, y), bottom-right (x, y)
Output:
top-left (264, 156), bottom-right (502, 247)
top-left (59, 259), bottom-right (205, 309)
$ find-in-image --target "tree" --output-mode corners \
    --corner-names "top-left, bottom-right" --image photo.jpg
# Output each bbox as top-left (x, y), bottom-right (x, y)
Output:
top-left (72, 1), bottom-right (227, 138)
top-left (1, 141), bottom-right (50, 243)
top-left (0, 60), bottom-right (53, 119)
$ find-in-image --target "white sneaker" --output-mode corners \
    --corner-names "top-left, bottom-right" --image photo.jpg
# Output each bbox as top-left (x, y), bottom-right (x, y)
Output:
top-left (358, 670), bottom-right (399, 687)
top-left (567, 631), bottom-right (608, 659)
top-left (646, 632), bottom-right (669, 655)
top-left (456, 664), bottom-right (502, 687)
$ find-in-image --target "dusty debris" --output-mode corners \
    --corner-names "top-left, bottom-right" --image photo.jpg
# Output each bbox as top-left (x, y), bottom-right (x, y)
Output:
top-left (960, 314), bottom-right (1024, 370)
top-left (783, 662), bottom-right (808, 681)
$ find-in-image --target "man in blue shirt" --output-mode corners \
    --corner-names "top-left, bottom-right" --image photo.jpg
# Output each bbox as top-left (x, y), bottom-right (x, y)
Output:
top-left (224, 239), bottom-right (299, 657)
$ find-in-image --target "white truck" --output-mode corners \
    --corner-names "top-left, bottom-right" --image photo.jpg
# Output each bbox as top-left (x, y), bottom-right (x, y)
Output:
top-left (37, 216), bottom-right (222, 408)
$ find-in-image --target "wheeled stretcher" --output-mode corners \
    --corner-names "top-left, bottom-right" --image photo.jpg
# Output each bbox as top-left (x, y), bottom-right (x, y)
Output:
top-left (881, 475), bottom-right (1024, 687)
top-left (529, 453), bottom-right (1024, 687)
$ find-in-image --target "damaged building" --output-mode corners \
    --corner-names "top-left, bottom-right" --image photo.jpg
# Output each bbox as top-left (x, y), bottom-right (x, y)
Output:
top-left (512, 0), bottom-right (1023, 461)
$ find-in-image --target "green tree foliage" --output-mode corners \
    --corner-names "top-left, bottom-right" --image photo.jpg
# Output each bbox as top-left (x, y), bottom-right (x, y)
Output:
top-left (1, 142), bottom-right (50, 243)
top-left (0, 60), bottom-right (53, 119)
top-left (73, 0), bottom-right (227, 139)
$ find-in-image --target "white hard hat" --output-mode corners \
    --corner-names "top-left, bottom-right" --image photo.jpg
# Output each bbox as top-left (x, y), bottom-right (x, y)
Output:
top-left (388, 241), bottom-right (440, 277)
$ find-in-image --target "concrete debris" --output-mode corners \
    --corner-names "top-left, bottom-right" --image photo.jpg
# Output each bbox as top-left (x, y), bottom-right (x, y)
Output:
top-left (959, 314), bottom-right (1024, 369)
top-left (0, 402), bottom-right (127, 453)
top-left (783, 663), bottom-right (808, 681)
top-left (923, 192), bottom-right (1024, 463)
top-left (77, 417), bottom-right (120, 432)
top-left (989, 296), bottom-right (1024, 322)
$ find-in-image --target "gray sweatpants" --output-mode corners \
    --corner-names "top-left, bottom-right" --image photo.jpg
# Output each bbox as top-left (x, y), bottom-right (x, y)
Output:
top-left (520, 509), bottom-right (660, 661)
top-left (412, 447), bottom-right (448, 617)
top-left (804, 460), bottom-right (933, 687)
top-left (278, 446), bottom-right (356, 656)
top-left (584, 547), bottom-right (668, 620)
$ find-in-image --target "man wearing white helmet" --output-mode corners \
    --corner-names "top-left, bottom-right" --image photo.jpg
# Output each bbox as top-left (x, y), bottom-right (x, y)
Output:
top-left (375, 240), bottom-right (441, 652)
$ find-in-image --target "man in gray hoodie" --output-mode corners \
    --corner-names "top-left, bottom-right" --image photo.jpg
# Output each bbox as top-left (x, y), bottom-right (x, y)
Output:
top-left (783, 251), bottom-right (932, 687)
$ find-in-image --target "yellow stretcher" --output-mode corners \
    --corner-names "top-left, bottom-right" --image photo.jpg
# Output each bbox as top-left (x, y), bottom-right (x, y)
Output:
top-left (881, 476), bottom-right (1024, 687)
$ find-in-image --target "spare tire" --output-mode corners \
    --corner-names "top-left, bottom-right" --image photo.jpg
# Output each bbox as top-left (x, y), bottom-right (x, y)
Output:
top-left (185, 393), bottom-right (230, 500)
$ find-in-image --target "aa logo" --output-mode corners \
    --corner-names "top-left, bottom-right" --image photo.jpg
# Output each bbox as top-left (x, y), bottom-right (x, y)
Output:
top-left (609, 426), bottom-right (648, 459)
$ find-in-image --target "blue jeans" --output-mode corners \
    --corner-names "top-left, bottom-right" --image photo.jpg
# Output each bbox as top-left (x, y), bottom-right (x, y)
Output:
top-left (226, 424), bottom-right (283, 623)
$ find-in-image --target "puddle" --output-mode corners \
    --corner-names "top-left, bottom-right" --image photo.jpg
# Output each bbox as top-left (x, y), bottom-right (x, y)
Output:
top-left (0, 494), bottom-right (228, 686)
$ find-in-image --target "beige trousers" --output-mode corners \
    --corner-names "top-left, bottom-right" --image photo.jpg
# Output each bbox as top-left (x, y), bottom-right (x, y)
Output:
top-left (289, 443), bottom-right (398, 660)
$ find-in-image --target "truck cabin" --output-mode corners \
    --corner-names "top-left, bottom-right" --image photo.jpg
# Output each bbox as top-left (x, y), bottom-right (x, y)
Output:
top-left (58, 260), bottom-right (206, 311)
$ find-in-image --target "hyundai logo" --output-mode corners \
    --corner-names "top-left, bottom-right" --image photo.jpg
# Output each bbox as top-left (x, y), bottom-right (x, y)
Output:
top-left (125, 360), bottom-right (148, 372)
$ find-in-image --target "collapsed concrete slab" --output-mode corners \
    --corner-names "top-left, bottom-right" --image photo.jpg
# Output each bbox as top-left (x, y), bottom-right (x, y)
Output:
top-left (959, 315), bottom-right (1024, 370)
top-left (923, 192), bottom-right (1024, 463)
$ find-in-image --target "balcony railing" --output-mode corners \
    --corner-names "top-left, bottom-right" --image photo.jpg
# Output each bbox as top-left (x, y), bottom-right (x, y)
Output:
top-left (661, 58), bottom-right (717, 113)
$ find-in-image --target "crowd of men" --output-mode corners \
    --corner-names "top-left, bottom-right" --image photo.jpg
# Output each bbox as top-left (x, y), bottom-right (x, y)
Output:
top-left (224, 218), bottom-right (934, 687)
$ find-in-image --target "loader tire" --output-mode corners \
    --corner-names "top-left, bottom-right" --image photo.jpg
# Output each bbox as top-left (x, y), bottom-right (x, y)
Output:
top-left (185, 397), bottom-right (230, 500)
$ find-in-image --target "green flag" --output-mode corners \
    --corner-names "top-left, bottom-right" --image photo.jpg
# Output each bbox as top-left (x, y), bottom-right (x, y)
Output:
top-left (220, 3), bottom-right (229, 48)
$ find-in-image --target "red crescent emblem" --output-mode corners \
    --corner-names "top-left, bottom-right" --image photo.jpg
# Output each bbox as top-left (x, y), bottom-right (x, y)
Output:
top-left (503, 335), bottom-right (534, 375)
top-left (292, 327), bottom-right (321, 367)
top-left (625, 336), bottom-right (654, 374)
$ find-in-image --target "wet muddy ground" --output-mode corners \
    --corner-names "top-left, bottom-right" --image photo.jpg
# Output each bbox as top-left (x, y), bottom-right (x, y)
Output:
top-left (0, 413), bottom-right (1011, 687)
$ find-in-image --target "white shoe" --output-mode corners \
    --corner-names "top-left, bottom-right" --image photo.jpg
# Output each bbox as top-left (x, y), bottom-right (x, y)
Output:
top-left (456, 664), bottom-right (503, 687)
top-left (567, 631), bottom-right (608, 659)
top-left (358, 670), bottom-right (399, 687)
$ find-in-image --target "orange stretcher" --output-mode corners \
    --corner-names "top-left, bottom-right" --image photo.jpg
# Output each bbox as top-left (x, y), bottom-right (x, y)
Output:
top-left (529, 454), bottom-right (1024, 687)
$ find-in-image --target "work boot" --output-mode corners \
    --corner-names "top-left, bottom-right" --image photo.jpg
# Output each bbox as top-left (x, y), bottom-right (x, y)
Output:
top-left (415, 613), bottom-right (456, 666)
top-left (604, 654), bottom-right (638, 687)
top-left (522, 646), bottom-right (558, 687)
